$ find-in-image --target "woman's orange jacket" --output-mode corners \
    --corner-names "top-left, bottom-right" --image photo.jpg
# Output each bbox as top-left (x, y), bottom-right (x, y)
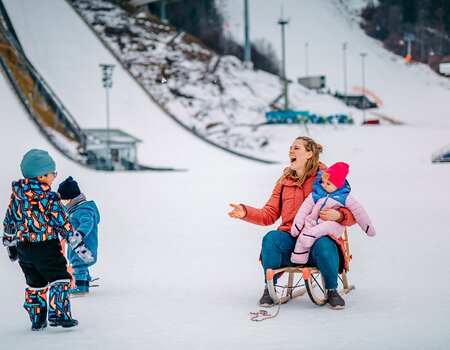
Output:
top-left (241, 164), bottom-right (356, 232)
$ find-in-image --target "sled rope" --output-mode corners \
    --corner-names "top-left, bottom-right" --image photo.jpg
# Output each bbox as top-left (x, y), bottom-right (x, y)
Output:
top-left (250, 286), bottom-right (287, 322)
top-left (250, 303), bottom-right (281, 322)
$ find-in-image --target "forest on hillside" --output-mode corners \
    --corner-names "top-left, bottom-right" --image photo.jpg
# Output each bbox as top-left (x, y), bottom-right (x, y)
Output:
top-left (361, 0), bottom-right (450, 71)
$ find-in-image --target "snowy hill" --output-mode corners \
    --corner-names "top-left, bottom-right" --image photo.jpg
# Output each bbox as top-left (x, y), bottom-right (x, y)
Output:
top-left (4, 0), bottom-right (364, 162)
top-left (2, 0), bottom-right (263, 169)
top-left (7, 0), bottom-right (450, 165)
top-left (0, 0), bottom-right (450, 349)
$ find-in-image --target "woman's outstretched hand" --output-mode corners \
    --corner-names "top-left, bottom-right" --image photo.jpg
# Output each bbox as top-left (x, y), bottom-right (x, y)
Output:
top-left (319, 208), bottom-right (342, 221)
top-left (228, 203), bottom-right (246, 219)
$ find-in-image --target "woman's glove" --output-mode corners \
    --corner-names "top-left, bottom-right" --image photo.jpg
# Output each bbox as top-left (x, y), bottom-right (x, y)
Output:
top-left (67, 231), bottom-right (94, 264)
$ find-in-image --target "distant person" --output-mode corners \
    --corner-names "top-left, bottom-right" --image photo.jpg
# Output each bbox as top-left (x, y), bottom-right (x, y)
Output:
top-left (2, 149), bottom-right (93, 331)
top-left (58, 176), bottom-right (100, 297)
top-left (290, 162), bottom-right (376, 267)
top-left (228, 137), bottom-right (356, 309)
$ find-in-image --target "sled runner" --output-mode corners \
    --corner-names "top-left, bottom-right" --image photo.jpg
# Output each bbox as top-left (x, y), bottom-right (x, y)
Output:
top-left (90, 277), bottom-right (99, 288)
top-left (266, 229), bottom-right (355, 306)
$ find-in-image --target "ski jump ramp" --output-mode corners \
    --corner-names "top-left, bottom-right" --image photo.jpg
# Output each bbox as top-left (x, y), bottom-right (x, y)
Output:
top-left (2, 0), bottom-right (276, 170)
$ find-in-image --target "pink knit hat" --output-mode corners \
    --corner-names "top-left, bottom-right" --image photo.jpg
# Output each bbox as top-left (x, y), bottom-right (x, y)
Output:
top-left (322, 162), bottom-right (349, 188)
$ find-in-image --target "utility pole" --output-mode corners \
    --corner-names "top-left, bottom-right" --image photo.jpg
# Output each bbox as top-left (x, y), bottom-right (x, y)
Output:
top-left (342, 42), bottom-right (348, 105)
top-left (278, 7), bottom-right (289, 110)
top-left (99, 64), bottom-right (115, 170)
top-left (160, 0), bottom-right (167, 22)
top-left (243, 0), bottom-right (252, 68)
top-left (404, 33), bottom-right (415, 63)
top-left (360, 52), bottom-right (367, 124)
top-left (305, 42), bottom-right (309, 76)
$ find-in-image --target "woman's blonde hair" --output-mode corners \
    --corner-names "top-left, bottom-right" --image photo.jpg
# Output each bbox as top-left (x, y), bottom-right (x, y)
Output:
top-left (277, 136), bottom-right (323, 187)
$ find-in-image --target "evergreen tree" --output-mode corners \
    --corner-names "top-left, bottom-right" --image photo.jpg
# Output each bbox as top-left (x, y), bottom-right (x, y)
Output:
top-left (361, 0), bottom-right (450, 66)
top-left (402, 0), bottom-right (417, 24)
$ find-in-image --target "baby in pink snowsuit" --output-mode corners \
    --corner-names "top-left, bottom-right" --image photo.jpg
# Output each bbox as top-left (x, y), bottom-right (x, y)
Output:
top-left (290, 162), bottom-right (376, 264)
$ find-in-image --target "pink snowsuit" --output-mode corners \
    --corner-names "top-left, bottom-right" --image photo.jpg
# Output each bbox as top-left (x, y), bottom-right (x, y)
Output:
top-left (290, 193), bottom-right (376, 264)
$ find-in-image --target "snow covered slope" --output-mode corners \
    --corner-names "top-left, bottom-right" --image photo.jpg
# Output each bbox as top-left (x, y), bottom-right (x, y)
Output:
top-left (4, 0), bottom-right (362, 162)
top-left (3, 0), bottom-right (275, 167)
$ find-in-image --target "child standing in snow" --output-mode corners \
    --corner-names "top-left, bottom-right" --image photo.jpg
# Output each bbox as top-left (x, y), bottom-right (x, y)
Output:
top-left (2, 149), bottom-right (93, 331)
top-left (58, 176), bottom-right (100, 296)
top-left (291, 162), bottom-right (376, 264)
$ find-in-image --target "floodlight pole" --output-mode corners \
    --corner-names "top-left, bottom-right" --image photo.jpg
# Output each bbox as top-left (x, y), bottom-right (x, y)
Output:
top-left (360, 52), bottom-right (367, 124)
top-left (99, 64), bottom-right (115, 170)
top-left (305, 42), bottom-right (309, 76)
top-left (342, 42), bottom-right (348, 105)
top-left (404, 33), bottom-right (415, 62)
top-left (243, 0), bottom-right (252, 68)
top-left (160, 0), bottom-right (167, 22)
top-left (278, 8), bottom-right (289, 110)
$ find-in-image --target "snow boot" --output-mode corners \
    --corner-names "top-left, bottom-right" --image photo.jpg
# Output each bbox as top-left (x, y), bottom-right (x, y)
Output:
top-left (24, 287), bottom-right (48, 331)
top-left (48, 281), bottom-right (78, 328)
top-left (69, 280), bottom-right (89, 297)
top-left (327, 289), bottom-right (345, 309)
top-left (259, 285), bottom-right (275, 307)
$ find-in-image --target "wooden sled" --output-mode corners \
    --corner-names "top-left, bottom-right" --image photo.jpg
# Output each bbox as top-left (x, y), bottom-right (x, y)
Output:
top-left (266, 229), bottom-right (355, 306)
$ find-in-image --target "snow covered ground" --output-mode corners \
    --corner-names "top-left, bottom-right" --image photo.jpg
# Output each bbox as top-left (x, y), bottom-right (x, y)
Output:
top-left (0, 1), bottom-right (450, 349)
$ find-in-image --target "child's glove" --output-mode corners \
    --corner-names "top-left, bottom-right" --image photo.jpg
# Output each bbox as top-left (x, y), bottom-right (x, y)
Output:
top-left (67, 231), bottom-right (94, 264)
top-left (2, 235), bottom-right (16, 247)
top-left (6, 246), bottom-right (18, 262)
top-left (2, 235), bottom-right (18, 262)
top-left (74, 243), bottom-right (94, 264)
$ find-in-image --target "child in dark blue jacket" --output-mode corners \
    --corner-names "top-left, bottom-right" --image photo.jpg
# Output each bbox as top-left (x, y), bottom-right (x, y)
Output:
top-left (58, 176), bottom-right (100, 296)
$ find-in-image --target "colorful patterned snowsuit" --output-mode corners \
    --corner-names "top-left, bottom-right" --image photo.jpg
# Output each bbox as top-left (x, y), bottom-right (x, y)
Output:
top-left (3, 179), bottom-right (77, 327)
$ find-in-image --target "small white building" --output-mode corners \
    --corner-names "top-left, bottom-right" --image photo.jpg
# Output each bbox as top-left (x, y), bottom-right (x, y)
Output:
top-left (83, 128), bottom-right (141, 171)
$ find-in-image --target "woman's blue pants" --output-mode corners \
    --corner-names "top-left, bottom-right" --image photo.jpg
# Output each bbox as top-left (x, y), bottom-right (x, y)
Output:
top-left (261, 230), bottom-right (340, 289)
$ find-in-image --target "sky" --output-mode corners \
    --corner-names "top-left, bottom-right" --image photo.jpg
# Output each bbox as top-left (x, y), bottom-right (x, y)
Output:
top-left (0, 0), bottom-right (450, 349)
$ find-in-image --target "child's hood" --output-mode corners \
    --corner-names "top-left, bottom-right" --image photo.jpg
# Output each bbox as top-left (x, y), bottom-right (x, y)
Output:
top-left (312, 170), bottom-right (351, 205)
top-left (11, 179), bottom-right (52, 202)
top-left (74, 201), bottom-right (100, 224)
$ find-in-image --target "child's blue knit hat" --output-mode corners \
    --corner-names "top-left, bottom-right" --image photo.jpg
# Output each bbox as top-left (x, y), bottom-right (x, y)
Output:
top-left (57, 176), bottom-right (81, 199)
top-left (20, 149), bottom-right (56, 179)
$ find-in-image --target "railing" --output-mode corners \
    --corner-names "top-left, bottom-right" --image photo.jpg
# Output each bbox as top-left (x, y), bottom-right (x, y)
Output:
top-left (0, 25), bottom-right (86, 145)
top-left (0, 0), bottom-right (22, 51)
